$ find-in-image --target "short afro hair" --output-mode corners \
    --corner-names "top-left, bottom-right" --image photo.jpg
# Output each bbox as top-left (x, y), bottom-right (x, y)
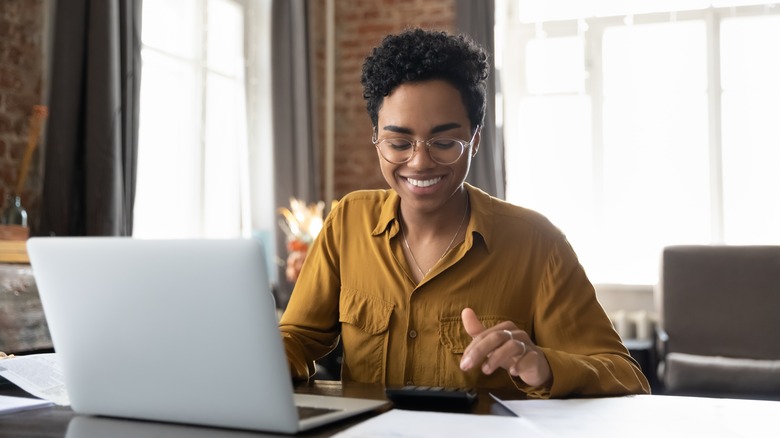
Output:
top-left (361, 28), bottom-right (489, 132)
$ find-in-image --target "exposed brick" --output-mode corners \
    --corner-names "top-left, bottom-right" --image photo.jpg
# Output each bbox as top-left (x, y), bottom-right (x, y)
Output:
top-left (0, 19), bottom-right (12, 40)
top-left (0, 163), bottom-right (17, 188)
top-left (0, 113), bottom-right (12, 133)
top-left (0, 69), bottom-right (24, 92)
top-left (7, 139), bottom-right (25, 161)
top-left (0, 0), bottom-right (44, 220)
top-left (5, 93), bottom-right (37, 119)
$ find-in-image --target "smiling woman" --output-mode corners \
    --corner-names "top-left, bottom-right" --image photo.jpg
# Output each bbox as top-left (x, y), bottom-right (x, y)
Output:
top-left (279, 28), bottom-right (649, 398)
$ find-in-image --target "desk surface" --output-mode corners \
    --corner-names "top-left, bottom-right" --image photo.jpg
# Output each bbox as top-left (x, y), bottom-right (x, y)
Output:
top-left (5, 381), bottom-right (780, 437)
top-left (0, 380), bottom-right (519, 437)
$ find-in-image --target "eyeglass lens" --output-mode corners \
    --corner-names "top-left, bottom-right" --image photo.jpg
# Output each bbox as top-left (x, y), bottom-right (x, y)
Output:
top-left (377, 138), bottom-right (465, 165)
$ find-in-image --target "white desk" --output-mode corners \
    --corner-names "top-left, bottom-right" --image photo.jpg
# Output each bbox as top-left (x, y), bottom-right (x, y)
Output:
top-left (338, 394), bottom-right (780, 437)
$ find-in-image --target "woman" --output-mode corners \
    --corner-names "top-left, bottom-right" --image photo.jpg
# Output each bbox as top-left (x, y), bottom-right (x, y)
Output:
top-left (279, 28), bottom-right (649, 398)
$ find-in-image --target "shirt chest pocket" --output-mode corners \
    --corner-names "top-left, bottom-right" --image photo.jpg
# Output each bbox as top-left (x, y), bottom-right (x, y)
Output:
top-left (438, 315), bottom-right (526, 387)
top-left (339, 289), bottom-right (394, 383)
top-left (439, 315), bottom-right (525, 352)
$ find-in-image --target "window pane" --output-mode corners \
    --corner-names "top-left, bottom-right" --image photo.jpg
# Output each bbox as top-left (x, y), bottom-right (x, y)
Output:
top-left (203, 73), bottom-right (245, 238)
top-left (721, 15), bottom-right (780, 244)
top-left (603, 21), bottom-right (707, 94)
top-left (599, 20), bottom-right (710, 284)
top-left (505, 95), bottom-right (594, 256)
top-left (136, 0), bottom-right (249, 239)
top-left (207, 0), bottom-right (244, 76)
top-left (511, 0), bottom-right (764, 22)
top-left (141, 0), bottom-right (201, 59)
top-left (135, 50), bottom-right (203, 238)
top-left (526, 36), bottom-right (585, 94)
top-left (498, 6), bottom-right (780, 286)
top-left (721, 15), bottom-right (780, 91)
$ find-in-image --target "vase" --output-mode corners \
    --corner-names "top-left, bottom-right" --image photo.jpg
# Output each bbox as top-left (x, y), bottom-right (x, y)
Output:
top-left (1, 196), bottom-right (28, 227)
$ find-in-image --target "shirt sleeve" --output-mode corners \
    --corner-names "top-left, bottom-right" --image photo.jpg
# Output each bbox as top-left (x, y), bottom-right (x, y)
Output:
top-left (278, 215), bottom-right (342, 381)
top-left (531, 237), bottom-right (651, 398)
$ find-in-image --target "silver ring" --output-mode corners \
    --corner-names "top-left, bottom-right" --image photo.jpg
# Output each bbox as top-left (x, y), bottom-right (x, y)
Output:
top-left (517, 341), bottom-right (527, 357)
top-left (503, 329), bottom-right (514, 342)
top-left (503, 330), bottom-right (527, 357)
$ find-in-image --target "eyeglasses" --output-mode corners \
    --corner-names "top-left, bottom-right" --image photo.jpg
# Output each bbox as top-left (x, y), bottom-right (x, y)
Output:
top-left (372, 125), bottom-right (480, 165)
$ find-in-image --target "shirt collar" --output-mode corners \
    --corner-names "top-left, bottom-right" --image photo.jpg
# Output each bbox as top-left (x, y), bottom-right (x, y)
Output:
top-left (465, 184), bottom-right (496, 254)
top-left (372, 190), bottom-right (401, 237)
top-left (371, 184), bottom-right (496, 253)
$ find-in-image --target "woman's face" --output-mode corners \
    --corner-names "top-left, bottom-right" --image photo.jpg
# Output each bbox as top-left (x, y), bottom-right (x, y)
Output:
top-left (375, 79), bottom-right (479, 214)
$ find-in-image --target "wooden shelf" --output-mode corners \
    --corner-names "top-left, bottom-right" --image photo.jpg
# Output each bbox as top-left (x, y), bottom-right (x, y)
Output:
top-left (0, 225), bottom-right (30, 264)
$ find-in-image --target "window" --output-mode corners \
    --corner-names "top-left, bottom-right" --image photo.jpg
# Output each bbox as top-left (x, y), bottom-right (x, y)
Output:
top-left (135, 0), bottom-right (250, 239)
top-left (496, 2), bottom-right (780, 285)
top-left (720, 14), bottom-right (780, 243)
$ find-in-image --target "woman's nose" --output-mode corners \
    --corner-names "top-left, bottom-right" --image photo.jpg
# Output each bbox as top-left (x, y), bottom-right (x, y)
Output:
top-left (406, 141), bottom-right (436, 168)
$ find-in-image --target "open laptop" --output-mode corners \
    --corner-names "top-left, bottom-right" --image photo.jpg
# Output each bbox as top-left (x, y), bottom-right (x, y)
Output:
top-left (27, 237), bottom-right (388, 434)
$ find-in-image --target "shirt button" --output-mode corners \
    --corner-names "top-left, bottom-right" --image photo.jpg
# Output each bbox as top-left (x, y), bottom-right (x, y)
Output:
top-left (409, 329), bottom-right (418, 339)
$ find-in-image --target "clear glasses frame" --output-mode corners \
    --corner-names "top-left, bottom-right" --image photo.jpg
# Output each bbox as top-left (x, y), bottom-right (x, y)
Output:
top-left (372, 125), bottom-right (481, 165)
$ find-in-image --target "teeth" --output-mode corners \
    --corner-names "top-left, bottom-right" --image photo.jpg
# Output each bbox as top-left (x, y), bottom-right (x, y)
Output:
top-left (407, 177), bottom-right (442, 188)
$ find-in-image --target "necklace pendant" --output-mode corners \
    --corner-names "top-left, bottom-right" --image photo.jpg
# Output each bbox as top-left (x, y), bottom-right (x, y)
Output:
top-left (400, 196), bottom-right (470, 281)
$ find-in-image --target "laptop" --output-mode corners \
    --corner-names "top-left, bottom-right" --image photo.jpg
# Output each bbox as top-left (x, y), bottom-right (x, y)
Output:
top-left (65, 414), bottom-right (271, 438)
top-left (27, 237), bottom-right (388, 434)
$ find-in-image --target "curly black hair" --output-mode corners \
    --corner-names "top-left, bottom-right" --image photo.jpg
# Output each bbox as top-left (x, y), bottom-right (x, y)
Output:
top-left (361, 28), bottom-right (489, 132)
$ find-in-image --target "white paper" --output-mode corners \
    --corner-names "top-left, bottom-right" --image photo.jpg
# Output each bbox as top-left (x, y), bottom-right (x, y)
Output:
top-left (0, 353), bottom-right (70, 406)
top-left (496, 394), bottom-right (780, 438)
top-left (332, 408), bottom-right (550, 438)
top-left (0, 394), bottom-right (53, 415)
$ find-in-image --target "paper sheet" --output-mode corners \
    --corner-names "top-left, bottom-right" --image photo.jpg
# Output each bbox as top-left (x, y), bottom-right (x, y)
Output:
top-left (0, 353), bottom-right (70, 406)
top-left (335, 395), bottom-right (780, 437)
top-left (332, 408), bottom-right (550, 438)
top-left (495, 394), bottom-right (780, 438)
top-left (0, 394), bottom-right (53, 415)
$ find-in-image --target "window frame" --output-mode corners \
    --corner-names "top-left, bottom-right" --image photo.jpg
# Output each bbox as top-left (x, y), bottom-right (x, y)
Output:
top-left (497, 5), bottom-right (780, 285)
top-left (135, 0), bottom-right (253, 239)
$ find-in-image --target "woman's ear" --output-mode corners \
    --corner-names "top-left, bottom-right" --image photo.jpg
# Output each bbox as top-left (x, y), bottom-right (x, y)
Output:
top-left (471, 125), bottom-right (482, 157)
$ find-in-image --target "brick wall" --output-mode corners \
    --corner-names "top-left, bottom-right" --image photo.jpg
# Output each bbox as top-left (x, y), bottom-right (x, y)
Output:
top-left (0, 0), bottom-right (46, 228)
top-left (310, 0), bottom-right (456, 199)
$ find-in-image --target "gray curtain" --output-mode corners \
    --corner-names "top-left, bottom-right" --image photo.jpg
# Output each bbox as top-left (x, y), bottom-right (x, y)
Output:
top-left (457, 0), bottom-right (505, 199)
top-left (271, 0), bottom-right (320, 307)
top-left (37, 0), bottom-right (141, 237)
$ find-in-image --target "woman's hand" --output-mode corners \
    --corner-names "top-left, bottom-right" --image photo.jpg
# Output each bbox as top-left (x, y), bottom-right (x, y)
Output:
top-left (459, 307), bottom-right (552, 388)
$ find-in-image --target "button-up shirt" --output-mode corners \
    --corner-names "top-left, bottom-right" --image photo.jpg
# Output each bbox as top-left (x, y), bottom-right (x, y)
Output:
top-left (279, 184), bottom-right (650, 398)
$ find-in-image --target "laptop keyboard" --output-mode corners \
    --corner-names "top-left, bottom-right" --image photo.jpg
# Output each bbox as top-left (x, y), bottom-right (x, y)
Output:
top-left (297, 405), bottom-right (342, 420)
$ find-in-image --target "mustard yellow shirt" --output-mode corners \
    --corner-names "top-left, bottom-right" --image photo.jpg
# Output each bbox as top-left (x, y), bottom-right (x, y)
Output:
top-left (279, 184), bottom-right (650, 398)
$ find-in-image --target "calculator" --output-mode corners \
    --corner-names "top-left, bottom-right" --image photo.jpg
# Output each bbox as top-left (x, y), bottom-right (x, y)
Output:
top-left (384, 385), bottom-right (478, 412)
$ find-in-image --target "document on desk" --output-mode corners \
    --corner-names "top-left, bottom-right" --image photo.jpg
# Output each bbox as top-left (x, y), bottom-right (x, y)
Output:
top-left (494, 394), bottom-right (780, 437)
top-left (0, 394), bottom-right (53, 415)
top-left (332, 409), bottom-right (549, 438)
top-left (0, 353), bottom-right (70, 406)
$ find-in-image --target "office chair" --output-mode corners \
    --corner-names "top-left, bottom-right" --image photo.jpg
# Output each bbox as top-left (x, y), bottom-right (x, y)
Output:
top-left (655, 245), bottom-right (780, 400)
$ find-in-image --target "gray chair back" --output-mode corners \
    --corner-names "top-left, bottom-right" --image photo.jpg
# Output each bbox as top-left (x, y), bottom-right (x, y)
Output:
top-left (657, 245), bottom-right (780, 398)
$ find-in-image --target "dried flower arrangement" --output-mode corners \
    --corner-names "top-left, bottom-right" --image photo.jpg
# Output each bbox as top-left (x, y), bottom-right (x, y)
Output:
top-left (278, 198), bottom-right (325, 282)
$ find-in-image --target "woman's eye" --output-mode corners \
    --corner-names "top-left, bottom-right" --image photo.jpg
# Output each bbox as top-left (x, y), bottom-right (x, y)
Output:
top-left (431, 139), bottom-right (458, 149)
top-left (386, 140), bottom-right (412, 150)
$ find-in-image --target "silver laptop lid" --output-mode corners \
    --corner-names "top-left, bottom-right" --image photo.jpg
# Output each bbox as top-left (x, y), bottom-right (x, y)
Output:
top-left (28, 237), bottom-right (301, 433)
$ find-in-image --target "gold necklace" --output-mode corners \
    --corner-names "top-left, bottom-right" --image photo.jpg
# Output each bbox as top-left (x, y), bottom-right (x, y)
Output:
top-left (400, 196), bottom-right (469, 278)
